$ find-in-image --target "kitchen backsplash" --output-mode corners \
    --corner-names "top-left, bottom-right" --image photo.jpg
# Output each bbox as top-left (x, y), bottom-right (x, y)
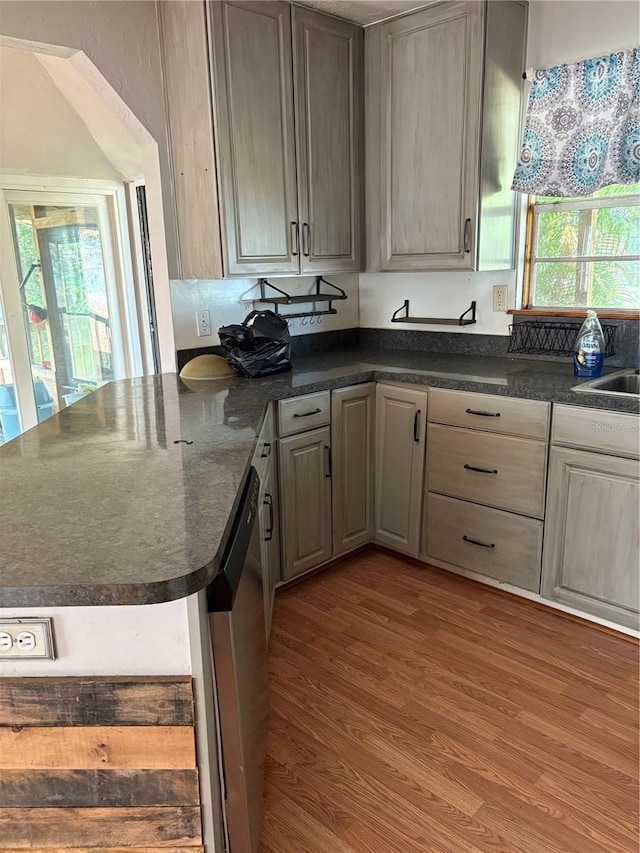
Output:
top-left (170, 275), bottom-right (359, 351)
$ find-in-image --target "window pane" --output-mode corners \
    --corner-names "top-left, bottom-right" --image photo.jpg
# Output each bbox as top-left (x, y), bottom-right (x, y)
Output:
top-left (536, 204), bottom-right (640, 258)
top-left (593, 204), bottom-right (640, 255)
top-left (535, 210), bottom-right (581, 257)
top-left (530, 262), bottom-right (581, 307)
top-left (9, 202), bottom-right (114, 414)
top-left (531, 260), bottom-right (640, 309)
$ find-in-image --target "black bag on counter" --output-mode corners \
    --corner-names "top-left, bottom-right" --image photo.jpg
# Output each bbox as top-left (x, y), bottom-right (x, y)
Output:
top-left (218, 310), bottom-right (291, 378)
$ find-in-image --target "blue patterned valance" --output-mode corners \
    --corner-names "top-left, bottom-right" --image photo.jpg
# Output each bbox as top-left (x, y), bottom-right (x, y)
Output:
top-left (512, 47), bottom-right (640, 196)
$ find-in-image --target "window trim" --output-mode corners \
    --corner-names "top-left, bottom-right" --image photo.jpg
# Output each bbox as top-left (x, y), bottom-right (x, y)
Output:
top-left (520, 192), bottom-right (640, 318)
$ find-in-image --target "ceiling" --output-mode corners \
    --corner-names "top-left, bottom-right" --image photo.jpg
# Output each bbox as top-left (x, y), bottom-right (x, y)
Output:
top-left (294, 0), bottom-right (431, 26)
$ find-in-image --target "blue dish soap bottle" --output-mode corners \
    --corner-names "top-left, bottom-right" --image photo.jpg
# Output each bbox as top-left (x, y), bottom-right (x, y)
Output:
top-left (573, 310), bottom-right (605, 378)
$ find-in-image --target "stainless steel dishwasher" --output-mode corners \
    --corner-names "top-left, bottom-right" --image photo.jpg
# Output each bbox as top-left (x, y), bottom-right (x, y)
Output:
top-left (207, 466), bottom-right (269, 853)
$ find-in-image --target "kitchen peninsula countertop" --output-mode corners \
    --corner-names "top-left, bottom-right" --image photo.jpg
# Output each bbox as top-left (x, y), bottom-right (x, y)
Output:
top-left (1, 348), bottom-right (638, 607)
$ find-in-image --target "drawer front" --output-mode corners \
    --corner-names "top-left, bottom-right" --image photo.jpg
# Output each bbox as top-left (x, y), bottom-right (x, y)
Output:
top-left (427, 424), bottom-right (547, 518)
top-left (425, 493), bottom-right (542, 592)
top-left (277, 391), bottom-right (331, 437)
top-left (428, 388), bottom-right (550, 440)
top-left (253, 404), bottom-right (275, 481)
top-left (552, 405), bottom-right (640, 459)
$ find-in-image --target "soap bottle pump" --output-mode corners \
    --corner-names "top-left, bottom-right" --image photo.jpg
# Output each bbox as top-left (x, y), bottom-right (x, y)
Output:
top-left (573, 310), bottom-right (605, 378)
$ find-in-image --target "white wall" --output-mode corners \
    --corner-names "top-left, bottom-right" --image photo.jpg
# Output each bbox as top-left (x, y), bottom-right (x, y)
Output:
top-left (526, 0), bottom-right (639, 69)
top-left (0, 47), bottom-right (122, 180)
top-left (0, 598), bottom-right (191, 676)
top-left (359, 0), bottom-right (639, 335)
top-left (171, 274), bottom-right (360, 350)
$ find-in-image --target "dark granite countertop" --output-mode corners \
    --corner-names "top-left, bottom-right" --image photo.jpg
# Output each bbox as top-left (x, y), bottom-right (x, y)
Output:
top-left (1, 348), bottom-right (637, 607)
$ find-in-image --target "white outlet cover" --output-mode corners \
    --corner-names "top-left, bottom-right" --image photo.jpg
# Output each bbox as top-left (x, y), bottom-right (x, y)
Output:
top-left (0, 618), bottom-right (55, 660)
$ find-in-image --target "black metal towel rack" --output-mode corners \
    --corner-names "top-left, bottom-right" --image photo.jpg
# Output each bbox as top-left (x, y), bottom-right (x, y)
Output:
top-left (256, 276), bottom-right (347, 320)
top-left (391, 299), bottom-right (477, 326)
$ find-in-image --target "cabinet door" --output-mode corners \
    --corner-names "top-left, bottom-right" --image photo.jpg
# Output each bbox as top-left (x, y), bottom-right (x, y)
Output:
top-left (210, 1), bottom-right (300, 275)
top-left (366, 1), bottom-right (484, 271)
top-left (375, 384), bottom-right (427, 556)
top-left (332, 384), bottom-right (375, 556)
top-left (292, 6), bottom-right (363, 273)
top-left (278, 427), bottom-right (332, 580)
top-left (259, 464), bottom-right (279, 642)
top-left (542, 447), bottom-right (639, 629)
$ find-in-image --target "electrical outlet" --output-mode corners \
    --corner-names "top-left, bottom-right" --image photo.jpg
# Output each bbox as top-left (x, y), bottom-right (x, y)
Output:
top-left (0, 618), bottom-right (55, 660)
top-left (196, 310), bottom-right (211, 337)
top-left (493, 285), bottom-right (508, 312)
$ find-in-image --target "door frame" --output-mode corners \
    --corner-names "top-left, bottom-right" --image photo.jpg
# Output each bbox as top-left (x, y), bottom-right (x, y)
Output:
top-left (0, 176), bottom-right (144, 434)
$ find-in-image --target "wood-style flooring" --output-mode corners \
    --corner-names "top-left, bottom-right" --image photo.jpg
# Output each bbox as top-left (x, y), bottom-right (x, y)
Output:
top-left (260, 549), bottom-right (639, 853)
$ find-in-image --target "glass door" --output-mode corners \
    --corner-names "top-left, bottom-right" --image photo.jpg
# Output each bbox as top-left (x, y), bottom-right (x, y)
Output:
top-left (0, 188), bottom-right (137, 444)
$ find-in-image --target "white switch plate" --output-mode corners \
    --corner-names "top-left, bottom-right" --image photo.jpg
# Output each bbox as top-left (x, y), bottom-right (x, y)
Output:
top-left (493, 285), bottom-right (508, 312)
top-left (0, 618), bottom-right (55, 660)
top-left (196, 310), bottom-right (212, 337)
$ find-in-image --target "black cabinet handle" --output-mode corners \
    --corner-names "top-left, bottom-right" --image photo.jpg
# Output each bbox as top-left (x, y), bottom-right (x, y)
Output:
top-left (463, 218), bottom-right (471, 254)
top-left (462, 535), bottom-right (495, 549)
top-left (264, 493), bottom-right (274, 542)
top-left (464, 464), bottom-right (498, 475)
top-left (260, 442), bottom-right (271, 458)
top-left (413, 409), bottom-right (421, 443)
top-left (302, 222), bottom-right (311, 257)
top-left (465, 408), bottom-right (501, 418)
top-left (293, 408), bottom-right (322, 418)
top-left (291, 221), bottom-right (300, 256)
top-left (324, 444), bottom-right (332, 478)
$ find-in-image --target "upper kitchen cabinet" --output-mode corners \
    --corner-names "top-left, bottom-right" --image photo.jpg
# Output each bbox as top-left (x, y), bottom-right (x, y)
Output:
top-left (292, 6), bottom-right (363, 273)
top-left (365, 0), bottom-right (527, 272)
top-left (160, 1), bottom-right (363, 279)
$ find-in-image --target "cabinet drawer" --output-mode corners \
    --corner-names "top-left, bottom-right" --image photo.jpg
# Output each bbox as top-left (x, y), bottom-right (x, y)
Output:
top-left (427, 424), bottom-right (547, 518)
top-left (277, 391), bottom-right (331, 437)
top-left (552, 405), bottom-right (640, 459)
top-left (252, 405), bottom-right (275, 481)
top-left (428, 388), bottom-right (550, 440)
top-left (425, 493), bottom-right (542, 592)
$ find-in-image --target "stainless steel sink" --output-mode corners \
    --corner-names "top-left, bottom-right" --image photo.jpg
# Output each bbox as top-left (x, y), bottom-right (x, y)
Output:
top-left (573, 368), bottom-right (640, 397)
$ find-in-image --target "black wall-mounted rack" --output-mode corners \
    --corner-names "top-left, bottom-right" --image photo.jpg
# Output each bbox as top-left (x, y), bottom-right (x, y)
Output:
top-left (256, 277), bottom-right (347, 320)
top-left (391, 299), bottom-right (477, 326)
top-left (509, 320), bottom-right (617, 357)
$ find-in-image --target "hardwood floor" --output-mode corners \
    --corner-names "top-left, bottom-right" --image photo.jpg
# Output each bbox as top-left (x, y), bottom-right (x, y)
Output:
top-left (260, 549), bottom-right (639, 853)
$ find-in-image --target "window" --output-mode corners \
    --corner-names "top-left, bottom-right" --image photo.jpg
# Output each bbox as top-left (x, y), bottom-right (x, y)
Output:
top-left (524, 183), bottom-right (640, 313)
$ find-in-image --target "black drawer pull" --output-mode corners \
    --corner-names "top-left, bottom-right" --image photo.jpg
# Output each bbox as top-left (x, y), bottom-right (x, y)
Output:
top-left (293, 408), bottom-right (322, 418)
top-left (324, 445), bottom-right (332, 478)
top-left (413, 409), bottom-right (421, 443)
top-left (260, 442), bottom-right (271, 458)
top-left (465, 408), bottom-right (501, 418)
top-left (264, 493), bottom-right (274, 542)
top-left (464, 464), bottom-right (498, 475)
top-left (462, 535), bottom-right (495, 549)
top-left (463, 217), bottom-right (472, 254)
top-left (291, 221), bottom-right (300, 256)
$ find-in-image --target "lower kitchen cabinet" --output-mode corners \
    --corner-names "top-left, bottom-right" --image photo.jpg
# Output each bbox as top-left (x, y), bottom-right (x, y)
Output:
top-left (332, 383), bottom-right (375, 556)
top-left (375, 383), bottom-right (427, 556)
top-left (278, 425), bottom-right (332, 580)
top-left (425, 493), bottom-right (543, 592)
top-left (541, 445), bottom-right (639, 629)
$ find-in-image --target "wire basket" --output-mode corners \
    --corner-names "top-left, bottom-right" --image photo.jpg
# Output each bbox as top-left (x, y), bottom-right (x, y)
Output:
top-left (508, 321), bottom-right (617, 358)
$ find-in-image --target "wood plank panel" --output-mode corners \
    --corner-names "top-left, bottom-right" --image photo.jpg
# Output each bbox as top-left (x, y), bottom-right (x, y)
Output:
top-left (0, 678), bottom-right (194, 726)
top-left (0, 727), bottom-right (196, 770)
top-left (0, 849), bottom-right (204, 853)
top-left (0, 807), bottom-right (202, 848)
top-left (260, 548), bottom-right (639, 853)
top-left (0, 769), bottom-right (199, 808)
